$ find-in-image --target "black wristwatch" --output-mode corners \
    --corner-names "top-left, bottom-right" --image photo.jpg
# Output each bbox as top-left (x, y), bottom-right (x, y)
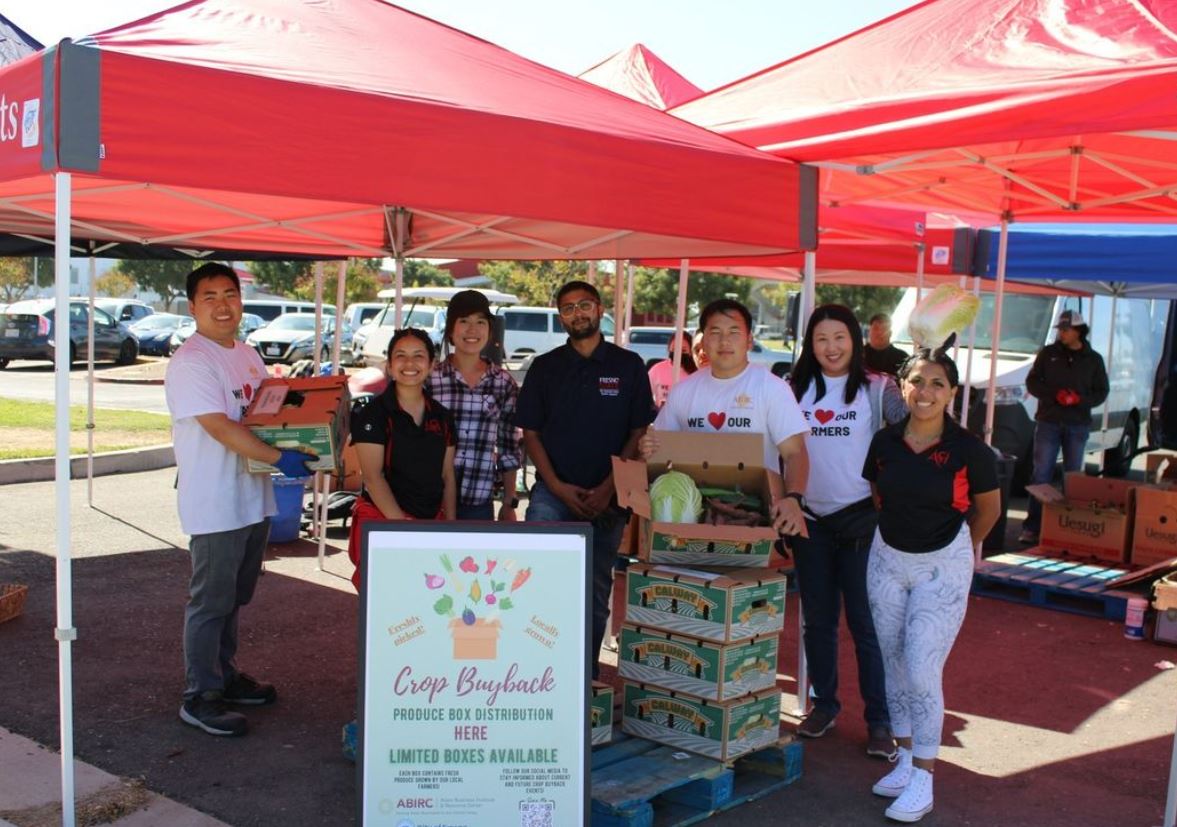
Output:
top-left (504, 496), bottom-right (520, 509)
top-left (782, 492), bottom-right (805, 507)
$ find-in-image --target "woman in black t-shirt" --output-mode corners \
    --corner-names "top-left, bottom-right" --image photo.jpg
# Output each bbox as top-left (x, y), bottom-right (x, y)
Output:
top-left (860, 344), bottom-right (1000, 824)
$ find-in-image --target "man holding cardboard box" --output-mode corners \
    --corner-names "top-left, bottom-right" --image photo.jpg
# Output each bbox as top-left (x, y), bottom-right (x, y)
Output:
top-left (166, 263), bottom-right (315, 737)
top-left (516, 280), bottom-right (655, 680)
top-left (1019, 310), bottom-right (1109, 545)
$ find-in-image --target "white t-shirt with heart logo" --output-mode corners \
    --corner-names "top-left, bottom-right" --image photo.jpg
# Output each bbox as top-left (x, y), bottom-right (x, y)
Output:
top-left (653, 364), bottom-right (808, 469)
top-left (797, 372), bottom-right (873, 516)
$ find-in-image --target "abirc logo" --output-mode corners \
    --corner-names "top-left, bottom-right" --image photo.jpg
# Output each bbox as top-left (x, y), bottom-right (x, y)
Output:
top-left (397, 819), bottom-right (415, 827)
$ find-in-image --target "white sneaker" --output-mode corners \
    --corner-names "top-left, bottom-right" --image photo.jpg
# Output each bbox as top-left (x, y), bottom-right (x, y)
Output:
top-left (872, 746), bottom-right (913, 798)
top-left (885, 766), bottom-right (933, 822)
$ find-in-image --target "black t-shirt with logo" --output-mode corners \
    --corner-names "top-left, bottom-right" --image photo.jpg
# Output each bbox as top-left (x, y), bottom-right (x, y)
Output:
top-left (862, 416), bottom-right (999, 552)
top-left (352, 387), bottom-right (456, 518)
top-left (515, 338), bottom-right (655, 489)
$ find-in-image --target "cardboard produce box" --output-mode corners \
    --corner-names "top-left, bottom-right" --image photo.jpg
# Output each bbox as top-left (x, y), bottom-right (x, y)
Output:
top-left (621, 682), bottom-right (780, 761)
top-left (1026, 473), bottom-right (1137, 563)
top-left (590, 681), bottom-right (614, 745)
top-left (613, 432), bottom-right (786, 568)
top-left (1130, 486), bottom-right (1177, 568)
top-left (1155, 575), bottom-right (1177, 613)
top-left (625, 564), bottom-right (786, 643)
top-left (618, 624), bottom-right (778, 702)
top-left (243, 376), bottom-right (350, 473)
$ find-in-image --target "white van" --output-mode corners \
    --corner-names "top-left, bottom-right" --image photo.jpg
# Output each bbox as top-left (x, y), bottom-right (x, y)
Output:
top-left (890, 288), bottom-right (1171, 480)
top-left (499, 305), bottom-right (615, 361)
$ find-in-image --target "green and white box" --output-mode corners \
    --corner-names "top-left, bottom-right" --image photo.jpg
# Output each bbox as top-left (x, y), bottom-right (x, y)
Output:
top-left (625, 564), bottom-right (786, 643)
top-left (621, 682), bottom-right (780, 761)
top-left (618, 625), bottom-right (778, 701)
top-left (590, 681), bottom-right (614, 745)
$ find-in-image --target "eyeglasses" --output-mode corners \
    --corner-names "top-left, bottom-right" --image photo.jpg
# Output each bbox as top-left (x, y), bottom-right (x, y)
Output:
top-left (558, 299), bottom-right (598, 317)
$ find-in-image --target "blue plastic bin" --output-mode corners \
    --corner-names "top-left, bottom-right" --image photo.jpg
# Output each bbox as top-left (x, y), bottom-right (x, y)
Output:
top-left (270, 474), bottom-right (309, 543)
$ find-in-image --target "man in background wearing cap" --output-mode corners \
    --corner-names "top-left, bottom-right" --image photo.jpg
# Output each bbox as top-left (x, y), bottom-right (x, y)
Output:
top-left (1019, 309), bottom-right (1109, 544)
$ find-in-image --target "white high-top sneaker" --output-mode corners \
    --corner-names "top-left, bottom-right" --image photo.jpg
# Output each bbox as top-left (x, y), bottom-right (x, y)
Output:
top-left (871, 746), bottom-right (913, 798)
top-left (885, 766), bottom-right (933, 822)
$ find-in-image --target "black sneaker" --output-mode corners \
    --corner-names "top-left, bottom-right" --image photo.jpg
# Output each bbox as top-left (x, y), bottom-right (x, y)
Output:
top-left (796, 708), bottom-right (836, 738)
top-left (866, 725), bottom-right (898, 759)
top-left (180, 692), bottom-right (247, 737)
top-left (223, 672), bottom-right (277, 706)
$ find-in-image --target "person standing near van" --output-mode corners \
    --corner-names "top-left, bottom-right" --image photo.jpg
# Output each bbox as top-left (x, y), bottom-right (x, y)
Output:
top-left (515, 280), bottom-right (655, 679)
top-left (864, 313), bottom-right (908, 378)
top-left (426, 290), bottom-right (522, 521)
top-left (166, 263), bottom-right (315, 737)
top-left (1019, 310), bottom-right (1109, 544)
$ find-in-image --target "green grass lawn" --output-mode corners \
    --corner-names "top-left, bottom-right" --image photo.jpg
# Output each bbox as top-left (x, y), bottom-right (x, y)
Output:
top-left (0, 397), bottom-right (173, 460)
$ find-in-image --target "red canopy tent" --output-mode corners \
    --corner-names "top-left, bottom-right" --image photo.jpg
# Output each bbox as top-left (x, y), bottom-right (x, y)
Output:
top-left (1, 2), bottom-right (817, 820)
top-left (577, 43), bottom-right (703, 110)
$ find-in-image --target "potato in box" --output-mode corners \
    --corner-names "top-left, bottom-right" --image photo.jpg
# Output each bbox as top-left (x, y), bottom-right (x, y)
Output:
top-left (618, 624), bottom-right (778, 701)
top-left (621, 682), bottom-right (780, 761)
top-left (590, 681), bottom-right (614, 745)
top-left (613, 431), bottom-right (785, 568)
top-left (244, 376), bottom-right (350, 473)
top-left (625, 564), bottom-right (786, 643)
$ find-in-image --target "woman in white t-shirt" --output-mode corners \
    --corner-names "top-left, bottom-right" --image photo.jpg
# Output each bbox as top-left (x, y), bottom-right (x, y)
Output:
top-left (787, 304), bottom-right (905, 759)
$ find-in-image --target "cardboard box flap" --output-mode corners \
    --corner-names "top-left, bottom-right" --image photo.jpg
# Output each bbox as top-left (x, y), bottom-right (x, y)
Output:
top-left (630, 563), bottom-right (785, 589)
top-left (649, 430), bottom-right (765, 471)
top-left (1062, 472), bottom-right (1136, 508)
top-left (1147, 452), bottom-right (1177, 484)
top-left (613, 456), bottom-right (652, 519)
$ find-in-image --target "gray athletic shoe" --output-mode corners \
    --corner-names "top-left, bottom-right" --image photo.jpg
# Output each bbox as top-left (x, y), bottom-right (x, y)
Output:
top-left (180, 692), bottom-right (248, 737)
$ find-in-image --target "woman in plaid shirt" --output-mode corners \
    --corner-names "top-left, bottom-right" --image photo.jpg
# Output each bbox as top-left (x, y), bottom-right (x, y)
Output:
top-left (426, 290), bottom-right (523, 520)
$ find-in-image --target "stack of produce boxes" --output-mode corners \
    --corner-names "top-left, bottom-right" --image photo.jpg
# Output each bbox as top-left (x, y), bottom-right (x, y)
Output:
top-left (611, 432), bottom-right (788, 761)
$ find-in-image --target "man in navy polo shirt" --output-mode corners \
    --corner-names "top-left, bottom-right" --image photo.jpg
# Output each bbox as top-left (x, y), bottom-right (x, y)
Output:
top-left (515, 280), bottom-right (655, 678)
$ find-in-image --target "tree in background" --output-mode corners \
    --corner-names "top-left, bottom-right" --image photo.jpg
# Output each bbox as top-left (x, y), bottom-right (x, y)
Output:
top-left (249, 260), bottom-right (310, 296)
top-left (0, 258), bottom-right (34, 304)
top-left (401, 259), bottom-right (453, 288)
top-left (479, 260), bottom-right (596, 306)
top-left (110, 260), bottom-right (192, 311)
top-left (291, 259), bottom-right (385, 305)
top-left (631, 268), bottom-right (753, 322)
top-left (94, 270), bottom-right (136, 298)
top-left (814, 285), bottom-right (904, 327)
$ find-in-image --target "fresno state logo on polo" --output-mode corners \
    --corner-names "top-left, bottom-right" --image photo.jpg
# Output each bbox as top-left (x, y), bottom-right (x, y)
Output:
top-left (598, 376), bottom-right (620, 397)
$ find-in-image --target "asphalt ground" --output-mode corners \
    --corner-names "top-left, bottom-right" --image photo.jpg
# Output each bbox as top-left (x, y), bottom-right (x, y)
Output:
top-left (1, 467), bottom-right (1175, 826)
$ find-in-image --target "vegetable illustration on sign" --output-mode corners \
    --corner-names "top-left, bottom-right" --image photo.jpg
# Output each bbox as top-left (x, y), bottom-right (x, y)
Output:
top-left (428, 553), bottom-right (531, 659)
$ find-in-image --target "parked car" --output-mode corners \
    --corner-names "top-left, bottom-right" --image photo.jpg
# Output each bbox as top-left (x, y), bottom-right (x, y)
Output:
top-left (241, 298), bottom-right (335, 322)
top-left (246, 312), bottom-right (352, 365)
top-left (342, 302), bottom-right (386, 332)
top-left (498, 305), bottom-right (615, 362)
top-left (95, 298), bottom-right (155, 324)
top-left (167, 313), bottom-right (263, 355)
top-left (129, 312), bottom-right (192, 356)
top-left (0, 299), bottom-right (139, 369)
top-left (626, 325), bottom-right (792, 376)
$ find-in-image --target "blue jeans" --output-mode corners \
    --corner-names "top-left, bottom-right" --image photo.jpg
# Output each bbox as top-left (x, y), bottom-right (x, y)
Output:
top-left (525, 480), bottom-right (624, 680)
top-left (456, 501), bottom-right (495, 521)
top-left (184, 519), bottom-right (270, 700)
top-left (1024, 420), bottom-right (1090, 534)
top-left (791, 511), bottom-right (890, 728)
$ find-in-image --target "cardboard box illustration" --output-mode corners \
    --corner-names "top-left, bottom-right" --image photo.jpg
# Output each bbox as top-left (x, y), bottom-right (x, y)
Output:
top-left (625, 564), bottom-right (786, 643)
top-left (618, 624), bottom-right (778, 702)
top-left (1130, 486), bottom-right (1177, 568)
top-left (613, 432), bottom-right (787, 568)
top-left (1027, 473), bottom-right (1137, 563)
top-left (590, 681), bottom-right (614, 745)
top-left (244, 375), bottom-right (350, 473)
top-left (621, 682), bottom-right (780, 761)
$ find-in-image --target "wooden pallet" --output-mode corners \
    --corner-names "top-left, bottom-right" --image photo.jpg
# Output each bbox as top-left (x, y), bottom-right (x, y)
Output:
top-left (972, 551), bottom-right (1135, 620)
top-left (591, 730), bottom-right (803, 827)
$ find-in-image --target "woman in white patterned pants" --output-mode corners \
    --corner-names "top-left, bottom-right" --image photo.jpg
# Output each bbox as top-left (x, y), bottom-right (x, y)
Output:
top-left (861, 345), bottom-right (1000, 823)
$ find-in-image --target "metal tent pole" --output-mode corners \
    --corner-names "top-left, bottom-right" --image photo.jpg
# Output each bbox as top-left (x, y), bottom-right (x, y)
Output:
top-left (1164, 711), bottom-right (1177, 827)
top-left (915, 244), bottom-right (925, 302)
top-left (671, 261), bottom-right (689, 388)
top-left (312, 261), bottom-right (324, 375)
top-left (613, 259), bottom-right (624, 345)
top-left (86, 256), bottom-right (96, 507)
top-left (624, 261), bottom-right (635, 346)
top-left (960, 277), bottom-right (980, 423)
top-left (54, 171), bottom-right (77, 827)
top-left (332, 259), bottom-right (347, 371)
top-left (1098, 293), bottom-right (1118, 472)
top-left (983, 219), bottom-right (1010, 446)
top-left (801, 251), bottom-right (816, 333)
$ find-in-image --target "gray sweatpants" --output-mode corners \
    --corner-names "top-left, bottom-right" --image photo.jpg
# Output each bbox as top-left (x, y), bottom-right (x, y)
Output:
top-left (867, 524), bottom-right (974, 760)
top-left (184, 519), bottom-right (270, 700)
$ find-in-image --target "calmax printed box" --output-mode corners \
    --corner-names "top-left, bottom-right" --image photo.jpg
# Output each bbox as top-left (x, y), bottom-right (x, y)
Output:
top-left (618, 624), bottom-right (778, 701)
top-left (244, 375), bottom-right (350, 473)
top-left (625, 564), bottom-right (786, 643)
top-left (590, 681), bottom-right (614, 745)
top-left (621, 682), bottom-right (780, 761)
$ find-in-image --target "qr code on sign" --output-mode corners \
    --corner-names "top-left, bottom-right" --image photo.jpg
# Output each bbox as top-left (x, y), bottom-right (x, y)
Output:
top-left (519, 799), bottom-right (554, 827)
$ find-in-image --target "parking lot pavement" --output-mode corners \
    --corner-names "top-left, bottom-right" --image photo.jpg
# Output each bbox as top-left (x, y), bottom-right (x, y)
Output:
top-left (0, 360), bottom-right (168, 413)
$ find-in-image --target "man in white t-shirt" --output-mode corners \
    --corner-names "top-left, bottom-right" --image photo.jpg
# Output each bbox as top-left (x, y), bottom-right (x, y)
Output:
top-left (643, 299), bottom-right (809, 536)
top-left (166, 263), bottom-right (314, 737)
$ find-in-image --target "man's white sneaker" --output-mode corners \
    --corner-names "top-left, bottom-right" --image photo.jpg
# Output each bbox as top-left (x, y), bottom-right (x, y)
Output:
top-left (872, 746), bottom-right (913, 798)
top-left (885, 766), bottom-right (933, 823)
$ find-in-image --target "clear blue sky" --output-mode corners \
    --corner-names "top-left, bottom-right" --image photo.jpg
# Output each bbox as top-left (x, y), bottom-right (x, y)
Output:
top-left (7, 0), bottom-right (915, 91)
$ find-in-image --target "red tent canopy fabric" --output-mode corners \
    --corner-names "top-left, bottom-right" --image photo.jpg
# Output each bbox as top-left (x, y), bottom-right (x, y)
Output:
top-left (577, 43), bottom-right (703, 110)
top-left (0, 0), bottom-right (814, 259)
top-left (672, 0), bottom-right (1177, 221)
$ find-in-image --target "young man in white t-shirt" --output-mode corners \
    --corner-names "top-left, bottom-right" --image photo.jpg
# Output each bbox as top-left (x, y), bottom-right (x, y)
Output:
top-left (643, 299), bottom-right (809, 536)
top-left (166, 263), bottom-right (314, 737)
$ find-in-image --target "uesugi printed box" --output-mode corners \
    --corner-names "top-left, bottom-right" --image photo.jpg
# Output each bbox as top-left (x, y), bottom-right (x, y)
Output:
top-left (624, 564), bottom-right (786, 643)
top-left (621, 682), bottom-right (780, 761)
top-left (617, 624), bottom-right (778, 701)
top-left (590, 681), bottom-right (614, 745)
top-left (244, 375), bottom-right (350, 473)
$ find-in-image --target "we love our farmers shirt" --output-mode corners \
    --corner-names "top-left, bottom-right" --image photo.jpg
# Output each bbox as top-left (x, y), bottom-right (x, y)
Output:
top-left (654, 364), bottom-right (808, 470)
top-left (797, 373), bottom-right (874, 517)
